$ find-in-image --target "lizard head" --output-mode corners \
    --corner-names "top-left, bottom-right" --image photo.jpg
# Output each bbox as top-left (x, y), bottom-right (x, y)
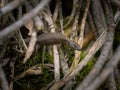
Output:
top-left (67, 41), bottom-right (81, 51)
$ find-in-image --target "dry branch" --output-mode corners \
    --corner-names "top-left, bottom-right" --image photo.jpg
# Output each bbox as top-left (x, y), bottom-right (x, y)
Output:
top-left (14, 65), bottom-right (43, 81)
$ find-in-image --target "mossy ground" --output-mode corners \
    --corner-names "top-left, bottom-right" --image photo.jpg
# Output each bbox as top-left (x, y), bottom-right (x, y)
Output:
top-left (13, 48), bottom-right (96, 90)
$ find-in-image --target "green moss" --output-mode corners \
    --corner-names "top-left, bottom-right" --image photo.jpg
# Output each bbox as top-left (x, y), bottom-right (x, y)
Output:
top-left (34, 50), bottom-right (41, 62)
top-left (42, 68), bottom-right (54, 84)
top-left (76, 60), bottom-right (95, 83)
top-left (14, 47), bottom-right (96, 90)
top-left (14, 79), bottom-right (29, 90)
top-left (80, 52), bottom-right (86, 60)
top-left (116, 81), bottom-right (120, 90)
top-left (114, 30), bottom-right (120, 43)
top-left (44, 53), bottom-right (53, 63)
top-left (14, 47), bottom-right (54, 90)
top-left (75, 52), bottom-right (95, 84)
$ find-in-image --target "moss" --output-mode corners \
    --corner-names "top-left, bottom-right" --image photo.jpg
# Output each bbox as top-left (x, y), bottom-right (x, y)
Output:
top-left (14, 48), bottom-right (54, 90)
top-left (14, 80), bottom-right (28, 90)
top-left (14, 47), bottom-right (96, 90)
top-left (75, 59), bottom-right (95, 83)
top-left (75, 52), bottom-right (95, 85)
top-left (116, 81), bottom-right (120, 90)
top-left (44, 53), bottom-right (53, 63)
top-left (42, 68), bottom-right (54, 85)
